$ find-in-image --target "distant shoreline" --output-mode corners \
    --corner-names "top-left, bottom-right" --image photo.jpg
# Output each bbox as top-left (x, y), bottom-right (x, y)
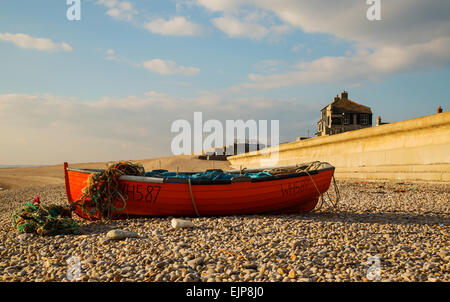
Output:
top-left (0, 165), bottom-right (41, 169)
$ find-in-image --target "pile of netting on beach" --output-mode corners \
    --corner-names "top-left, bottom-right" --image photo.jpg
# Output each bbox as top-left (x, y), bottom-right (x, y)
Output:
top-left (11, 162), bottom-right (146, 235)
top-left (11, 196), bottom-right (81, 236)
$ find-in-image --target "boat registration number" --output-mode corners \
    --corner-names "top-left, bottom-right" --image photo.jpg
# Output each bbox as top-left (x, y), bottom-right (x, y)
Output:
top-left (120, 183), bottom-right (161, 203)
top-left (280, 180), bottom-right (306, 197)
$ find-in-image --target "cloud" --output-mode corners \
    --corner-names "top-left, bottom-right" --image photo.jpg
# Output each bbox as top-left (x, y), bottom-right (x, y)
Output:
top-left (253, 0), bottom-right (450, 48)
top-left (196, 0), bottom-right (450, 88)
top-left (211, 10), bottom-right (291, 40)
top-left (195, 1), bottom-right (292, 40)
top-left (196, 0), bottom-right (242, 13)
top-left (96, 0), bottom-right (138, 22)
top-left (98, 48), bottom-right (142, 68)
top-left (198, 0), bottom-right (450, 47)
top-left (0, 91), bottom-right (316, 164)
top-left (212, 16), bottom-right (268, 40)
top-left (143, 16), bottom-right (203, 36)
top-left (142, 59), bottom-right (200, 75)
top-left (104, 48), bottom-right (120, 61)
top-left (0, 93), bottom-right (158, 164)
top-left (0, 32), bottom-right (72, 52)
top-left (242, 37), bottom-right (450, 90)
top-left (97, 1), bottom-right (203, 36)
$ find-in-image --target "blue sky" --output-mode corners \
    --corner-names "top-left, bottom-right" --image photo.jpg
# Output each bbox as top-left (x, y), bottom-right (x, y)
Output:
top-left (1, 0), bottom-right (449, 165)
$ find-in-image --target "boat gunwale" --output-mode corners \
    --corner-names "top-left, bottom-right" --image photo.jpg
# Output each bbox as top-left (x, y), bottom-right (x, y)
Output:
top-left (66, 163), bottom-right (335, 185)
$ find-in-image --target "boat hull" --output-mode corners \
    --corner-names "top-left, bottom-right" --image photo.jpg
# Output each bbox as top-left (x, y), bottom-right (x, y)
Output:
top-left (64, 163), bottom-right (334, 219)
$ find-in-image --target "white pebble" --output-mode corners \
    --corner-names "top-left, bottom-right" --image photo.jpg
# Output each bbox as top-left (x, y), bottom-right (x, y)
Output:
top-left (171, 218), bottom-right (195, 229)
top-left (106, 229), bottom-right (139, 240)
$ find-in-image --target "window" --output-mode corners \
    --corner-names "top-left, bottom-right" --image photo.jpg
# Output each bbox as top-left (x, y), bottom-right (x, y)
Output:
top-left (344, 114), bottom-right (350, 125)
top-left (332, 117), bottom-right (342, 125)
top-left (360, 114), bottom-right (368, 125)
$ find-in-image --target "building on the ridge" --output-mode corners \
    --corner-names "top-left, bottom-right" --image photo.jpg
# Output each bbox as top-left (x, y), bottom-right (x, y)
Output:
top-left (316, 91), bottom-right (373, 136)
top-left (199, 139), bottom-right (266, 160)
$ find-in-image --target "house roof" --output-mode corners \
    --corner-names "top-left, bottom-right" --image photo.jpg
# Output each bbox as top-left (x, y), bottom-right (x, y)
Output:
top-left (321, 94), bottom-right (372, 114)
top-left (332, 98), bottom-right (372, 114)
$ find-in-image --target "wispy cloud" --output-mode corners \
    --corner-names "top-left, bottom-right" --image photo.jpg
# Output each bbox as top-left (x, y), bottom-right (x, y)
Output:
top-left (196, 0), bottom-right (241, 13)
top-left (97, 1), bottom-right (203, 36)
top-left (212, 16), bottom-right (268, 40)
top-left (96, 0), bottom-right (138, 22)
top-left (242, 37), bottom-right (450, 90)
top-left (197, 1), bottom-right (291, 41)
top-left (98, 48), bottom-right (141, 68)
top-left (104, 48), bottom-right (120, 61)
top-left (142, 59), bottom-right (200, 75)
top-left (211, 13), bottom-right (291, 40)
top-left (143, 16), bottom-right (203, 36)
top-left (0, 32), bottom-right (72, 52)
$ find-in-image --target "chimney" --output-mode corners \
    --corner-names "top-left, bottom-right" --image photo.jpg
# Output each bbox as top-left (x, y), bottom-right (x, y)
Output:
top-left (341, 91), bottom-right (348, 100)
top-left (437, 106), bottom-right (443, 113)
top-left (333, 94), bottom-right (339, 102)
top-left (376, 116), bottom-right (381, 126)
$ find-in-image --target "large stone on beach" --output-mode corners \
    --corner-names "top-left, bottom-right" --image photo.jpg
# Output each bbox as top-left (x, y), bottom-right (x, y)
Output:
top-left (171, 218), bottom-right (195, 229)
top-left (187, 257), bottom-right (204, 268)
top-left (242, 261), bottom-right (257, 269)
top-left (106, 229), bottom-right (139, 240)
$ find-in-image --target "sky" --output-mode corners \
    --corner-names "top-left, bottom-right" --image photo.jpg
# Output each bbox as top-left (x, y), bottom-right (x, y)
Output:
top-left (0, 0), bottom-right (449, 165)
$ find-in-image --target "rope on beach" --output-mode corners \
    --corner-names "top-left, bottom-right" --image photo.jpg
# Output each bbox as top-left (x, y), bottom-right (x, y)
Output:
top-left (75, 162), bottom-right (145, 220)
top-left (11, 196), bottom-right (81, 236)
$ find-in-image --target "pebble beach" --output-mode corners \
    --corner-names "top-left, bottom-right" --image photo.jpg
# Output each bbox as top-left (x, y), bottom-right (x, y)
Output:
top-left (0, 180), bottom-right (448, 282)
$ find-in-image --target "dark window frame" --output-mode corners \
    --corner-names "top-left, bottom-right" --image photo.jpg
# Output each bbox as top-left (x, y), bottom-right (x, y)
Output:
top-left (360, 114), bottom-right (368, 125)
top-left (344, 114), bottom-right (350, 125)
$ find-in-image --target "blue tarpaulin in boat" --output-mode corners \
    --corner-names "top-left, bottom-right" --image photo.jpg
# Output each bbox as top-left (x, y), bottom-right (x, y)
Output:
top-left (144, 169), bottom-right (272, 180)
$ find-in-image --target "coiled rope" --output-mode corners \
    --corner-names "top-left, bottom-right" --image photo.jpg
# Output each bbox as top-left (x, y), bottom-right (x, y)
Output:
top-left (76, 162), bottom-right (144, 220)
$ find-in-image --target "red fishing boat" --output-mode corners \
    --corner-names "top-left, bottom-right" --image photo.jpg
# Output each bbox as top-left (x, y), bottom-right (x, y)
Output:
top-left (63, 161), bottom-right (336, 219)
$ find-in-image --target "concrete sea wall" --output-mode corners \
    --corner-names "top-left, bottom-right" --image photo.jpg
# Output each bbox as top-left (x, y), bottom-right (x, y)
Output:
top-left (228, 112), bottom-right (450, 181)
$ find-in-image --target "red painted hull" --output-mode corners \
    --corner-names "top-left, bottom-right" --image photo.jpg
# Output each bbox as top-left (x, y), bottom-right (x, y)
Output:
top-left (63, 163), bottom-right (334, 219)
